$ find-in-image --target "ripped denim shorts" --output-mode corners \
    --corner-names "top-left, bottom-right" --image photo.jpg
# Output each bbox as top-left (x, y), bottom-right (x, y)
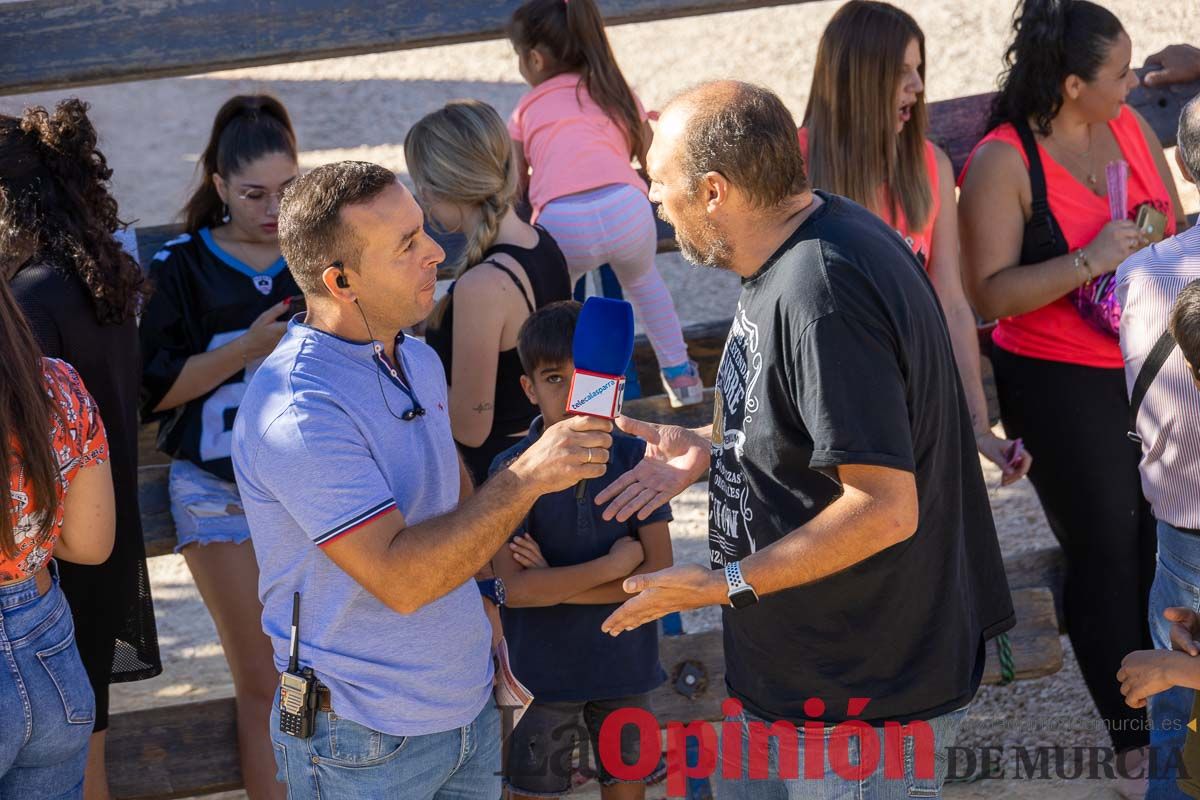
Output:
top-left (168, 459), bottom-right (250, 552)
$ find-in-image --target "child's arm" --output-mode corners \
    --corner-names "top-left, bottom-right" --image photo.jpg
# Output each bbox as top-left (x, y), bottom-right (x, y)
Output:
top-left (1118, 649), bottom-right (1200, 708)
top-left (493, 533), bottom-right (644, 608)
top-left (563, 520), bottom-right (673, 605)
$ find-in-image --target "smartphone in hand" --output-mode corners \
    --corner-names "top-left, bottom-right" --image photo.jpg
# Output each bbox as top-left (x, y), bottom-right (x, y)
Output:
top-left (285, 294), bottom-right (307, 318)
top-left (1135, 205), bottom-right (1168, 246)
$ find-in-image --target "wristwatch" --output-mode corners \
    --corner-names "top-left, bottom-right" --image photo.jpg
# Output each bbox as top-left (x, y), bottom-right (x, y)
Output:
top-left (476, 577), bottom-right (506, 607)
top-left (724, 561), bottom-right (759, 609)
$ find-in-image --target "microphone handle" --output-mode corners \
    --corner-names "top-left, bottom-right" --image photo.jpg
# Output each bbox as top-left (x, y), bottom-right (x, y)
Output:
top-left (575, 478), bottom-right (588, 501)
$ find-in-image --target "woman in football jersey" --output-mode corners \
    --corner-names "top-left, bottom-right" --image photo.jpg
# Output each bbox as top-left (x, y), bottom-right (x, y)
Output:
top-left (3, 99), bottom-right (160, 800)
top-left (139, 95), bottom-right (299, 800)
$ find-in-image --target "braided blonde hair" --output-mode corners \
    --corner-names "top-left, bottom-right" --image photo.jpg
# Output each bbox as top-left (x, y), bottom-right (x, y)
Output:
top-left (405, 100), bottom-right (519, 277)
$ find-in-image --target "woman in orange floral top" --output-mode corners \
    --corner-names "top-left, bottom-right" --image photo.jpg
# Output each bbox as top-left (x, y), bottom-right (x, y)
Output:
top-left (0, 276), bottom-right (114, 797)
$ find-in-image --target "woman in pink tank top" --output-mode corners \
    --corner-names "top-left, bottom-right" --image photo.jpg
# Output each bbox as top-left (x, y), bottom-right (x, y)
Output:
top-left (507, 0), bottom-right (701, 408)
top-left (800, 1), bottom-right (1029, 482)
top-left (958, 1), bottom-right (1187, 788)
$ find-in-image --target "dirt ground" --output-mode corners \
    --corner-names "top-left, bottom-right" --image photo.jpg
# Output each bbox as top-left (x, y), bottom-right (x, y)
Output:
top-left (4, 1), bottom-right (1199, 797)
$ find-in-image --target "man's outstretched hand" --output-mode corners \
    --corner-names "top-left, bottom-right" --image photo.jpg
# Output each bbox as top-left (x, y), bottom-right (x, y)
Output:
top-left (594, 416), bottom-right (711, 522)
top-left (601, 563), bottom-right (725, 635)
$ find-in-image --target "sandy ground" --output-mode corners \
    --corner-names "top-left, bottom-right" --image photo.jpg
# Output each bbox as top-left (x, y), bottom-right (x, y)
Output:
top-left (4, 1), bottom-right (1200, 797)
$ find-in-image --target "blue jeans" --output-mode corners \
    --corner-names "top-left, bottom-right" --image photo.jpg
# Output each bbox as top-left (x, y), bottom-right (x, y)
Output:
top-left (1148, 520), bottom-right (1200, 800)
top-left (270, 690), bottom-right (501, 799)
top-left (0, 565), bottom-right (95, 798)
top-left (716, 705), bottom-right (969, 799)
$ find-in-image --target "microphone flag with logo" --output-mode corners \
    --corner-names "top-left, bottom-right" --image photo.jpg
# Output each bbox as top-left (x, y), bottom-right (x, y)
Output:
top-left (567, 297), bottom-right (634, 420)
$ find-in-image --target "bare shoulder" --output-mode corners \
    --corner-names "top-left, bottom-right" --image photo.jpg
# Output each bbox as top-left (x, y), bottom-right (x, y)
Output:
top-left (961, 139), bottom-right (1028, 197)
top-left (455, 255), bottom-right (523, 295)
top-left (929, 141), bottom-right (952, 169)
top-left (929, 143), bottom-right (955, 183)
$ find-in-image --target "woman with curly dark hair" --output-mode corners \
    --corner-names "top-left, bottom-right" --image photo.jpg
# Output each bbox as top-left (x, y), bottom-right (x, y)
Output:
top-left (1, 98), bottom-right (160, 800)
top-left (958, 0), bottom-right (1187, 791)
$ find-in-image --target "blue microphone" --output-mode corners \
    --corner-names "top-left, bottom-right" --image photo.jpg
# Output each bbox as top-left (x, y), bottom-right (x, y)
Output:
top-left (567, 297), bottom-right (634, 499)
top-left (568, 297), bottom-right (634, 419)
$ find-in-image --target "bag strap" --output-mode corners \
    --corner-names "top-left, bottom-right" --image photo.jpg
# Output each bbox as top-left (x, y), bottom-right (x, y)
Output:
top-left (1013, 119), bottom-right (1062, 255)
top-left (1128, 328), bottom-right (1178, 443)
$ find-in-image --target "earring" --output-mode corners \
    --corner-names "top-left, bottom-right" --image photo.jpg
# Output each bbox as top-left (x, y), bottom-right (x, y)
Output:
top-left (222, 204), bottom-right (231, 223)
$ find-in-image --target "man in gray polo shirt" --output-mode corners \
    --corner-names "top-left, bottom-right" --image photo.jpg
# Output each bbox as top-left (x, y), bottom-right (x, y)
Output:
top-left (232, 161), bottom-right (612, 799)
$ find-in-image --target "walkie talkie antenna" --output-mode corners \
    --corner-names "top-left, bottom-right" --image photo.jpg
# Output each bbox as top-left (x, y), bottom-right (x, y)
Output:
top-left (288, 592), bottom-right (300, 673)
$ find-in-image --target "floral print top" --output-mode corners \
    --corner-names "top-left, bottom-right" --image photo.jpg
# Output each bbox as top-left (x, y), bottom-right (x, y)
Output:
top-left (3, 358), bottom-right (108, 581)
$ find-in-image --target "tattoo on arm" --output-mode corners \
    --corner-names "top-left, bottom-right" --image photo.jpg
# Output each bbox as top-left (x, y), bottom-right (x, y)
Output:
top-left (473, 403), bottom-right (494, 414)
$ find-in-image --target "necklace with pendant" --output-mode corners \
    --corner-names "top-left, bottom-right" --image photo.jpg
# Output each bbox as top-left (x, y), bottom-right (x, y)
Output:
top-left (1059, 124), bottom-right (1097, 186)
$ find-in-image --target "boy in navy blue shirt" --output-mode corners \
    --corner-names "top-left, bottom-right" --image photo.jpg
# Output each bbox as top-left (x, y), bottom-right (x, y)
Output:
top-left (489, 301), bottom-right (673, 800)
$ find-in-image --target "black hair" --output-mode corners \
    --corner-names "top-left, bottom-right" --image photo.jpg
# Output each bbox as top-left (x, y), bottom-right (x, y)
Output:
top-left (182, 95), bottom-right (298, 233)
top-left (0, 99), bottom-right (147, 324)
top-left (988, 0), bottom-right (1125, 136)
top-left (517, 300), bottom-right (581, 375)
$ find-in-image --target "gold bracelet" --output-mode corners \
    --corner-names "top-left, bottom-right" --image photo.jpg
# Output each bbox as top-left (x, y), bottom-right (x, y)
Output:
top-left (1072, 249), bottom-right (1093, 285)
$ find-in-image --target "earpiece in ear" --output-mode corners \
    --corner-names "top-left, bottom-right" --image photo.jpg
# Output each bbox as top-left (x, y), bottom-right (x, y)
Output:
top-left (336, 273), bottom-right (349, 289)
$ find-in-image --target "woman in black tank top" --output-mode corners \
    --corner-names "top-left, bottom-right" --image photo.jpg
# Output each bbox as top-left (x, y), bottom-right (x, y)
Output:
top-left (406, 100), bottom-right (570, 485)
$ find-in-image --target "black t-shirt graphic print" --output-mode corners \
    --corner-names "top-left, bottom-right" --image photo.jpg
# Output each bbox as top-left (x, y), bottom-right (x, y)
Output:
top-left (709, 193), bottom-right (1014, 727)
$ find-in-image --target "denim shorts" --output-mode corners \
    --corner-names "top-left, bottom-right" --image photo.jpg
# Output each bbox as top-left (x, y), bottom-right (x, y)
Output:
top-left (0, 562), bottom-right (95, 798)
top-left (169, 459), bottom-right (250, 552)
top-left (505, 693), bottom-right (666, 796)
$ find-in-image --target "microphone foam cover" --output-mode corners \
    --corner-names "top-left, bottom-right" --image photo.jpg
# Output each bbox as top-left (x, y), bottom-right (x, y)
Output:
top-left (573, 297), bottom-right (635, 376)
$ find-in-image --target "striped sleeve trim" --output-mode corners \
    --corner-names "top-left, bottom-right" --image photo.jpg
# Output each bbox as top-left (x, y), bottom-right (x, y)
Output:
top-left (313, 499), bottom-right (397, 547)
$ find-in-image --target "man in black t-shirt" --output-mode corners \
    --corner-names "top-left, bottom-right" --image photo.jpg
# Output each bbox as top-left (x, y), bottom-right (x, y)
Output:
top-left (596, 81), bottom-right (1015, 796)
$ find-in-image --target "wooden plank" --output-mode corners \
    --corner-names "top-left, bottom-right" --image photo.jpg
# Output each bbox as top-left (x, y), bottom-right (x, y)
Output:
top-left (139, 465), bottom-right (176, 559)
top-left (0, 0), bottom-right (806, 96)
top-left (132, 223), bottom-right (468, 279)
top-left (927, 72), bottom-right (1200, 177)
top-left (1004, 546), bottom-right (1067, 634)
top-left (105, 588), bottom-right (1058, 798)
top-left (132, 218), bottom-right (673, 278)
top-left (622, 387), bottom-right (715, 429)
top-left (107, 697), bottom-right (241, 800)
top-left (138, 424), bottom-right (169, 467)
top-left (632, 319), bottom-right (729, 397)
top-left (982, 587), bottom-right (1062, 684)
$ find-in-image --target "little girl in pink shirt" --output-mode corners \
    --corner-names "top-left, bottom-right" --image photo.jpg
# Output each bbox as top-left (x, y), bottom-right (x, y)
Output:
top-left (508, 0), bottom-right (700, 407)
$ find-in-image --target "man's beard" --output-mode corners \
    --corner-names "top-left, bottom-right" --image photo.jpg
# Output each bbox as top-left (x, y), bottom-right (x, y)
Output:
top-left (660, 203), bottom-right (733, 271)
top-left (677, 220), bottom-right (733, 271)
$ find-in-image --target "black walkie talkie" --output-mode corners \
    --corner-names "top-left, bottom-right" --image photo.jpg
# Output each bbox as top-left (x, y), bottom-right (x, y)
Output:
top-left (278, 592), bottom-right (318, 738)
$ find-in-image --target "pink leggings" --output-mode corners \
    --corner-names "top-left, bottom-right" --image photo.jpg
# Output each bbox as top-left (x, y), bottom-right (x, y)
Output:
top-left (536, 183), bottom-right (688, 370)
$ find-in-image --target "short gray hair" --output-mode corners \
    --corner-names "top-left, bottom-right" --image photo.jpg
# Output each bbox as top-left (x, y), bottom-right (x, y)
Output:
top-left (665, 81), bottom-right (809, 209)
top-left (1179, 94), bottom-right (1200, 180)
